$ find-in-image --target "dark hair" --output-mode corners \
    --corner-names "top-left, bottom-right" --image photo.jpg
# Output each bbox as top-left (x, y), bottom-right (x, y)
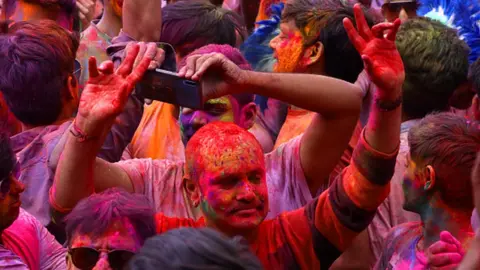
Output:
top-left (396, 17), bottom-right (470, 119)
top-left (4, 0), bottom-right (76, 15)
top-left (160, 0), bottom-right (247, 58)
top-left (178, 44), bottom-right (254, 107)
top-left (0, 129), bottom-right (14, 181)
top-left (127, 227), bottom-right (264, 270)
top-left (282, 0), bottom-right (377, 83)
top-left (0, 20), bottom-right (79, 126)
top-left (470, 58), bottom-right (480, 95)
top-left (64, 188), bottom-right (156, 246)
top-left (408, 112), bottom-right (480, 210)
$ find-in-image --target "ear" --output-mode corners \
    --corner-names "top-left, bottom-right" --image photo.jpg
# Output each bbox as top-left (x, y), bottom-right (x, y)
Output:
top-left (423, 165), bottom-right (436, 191)
top-left (239, 102), bottom-right (257, 130)
top-left (66, 75), bottom-right (79, 102)
top-left (183, 177), bottom-right (201, 207)
top-left (303, 41), bottom-right (323, 67)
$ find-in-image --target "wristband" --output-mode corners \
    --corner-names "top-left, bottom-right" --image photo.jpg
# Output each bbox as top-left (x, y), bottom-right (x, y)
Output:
top-left (69, 120), bottom-right (98, 142)
top-left (375, 96), bottom-right (402, 112)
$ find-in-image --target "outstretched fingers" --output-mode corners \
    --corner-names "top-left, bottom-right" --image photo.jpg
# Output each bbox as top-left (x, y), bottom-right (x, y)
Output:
top-left (126, 48), bottom-right (153, 89)
top-left (371, 22), bottom-right (395, 38)
top-left (386, 19), bottom-right (402, 41)
top-left (88, 56), bottom-right (99, 78)
top-left (343, 17), bottom-right (366, 52)
top-left (353, 4), bottom-right (373, 42)
top-left (117, 43), bottom-right (140, 77)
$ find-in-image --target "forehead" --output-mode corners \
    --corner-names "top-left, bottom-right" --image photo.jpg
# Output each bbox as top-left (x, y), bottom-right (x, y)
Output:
top-left (196, 141), bottom-right (264, 177)
top-left (280, 20), bottom-right (301, 35)
top-left (71, 219), bottom-right (141, 251)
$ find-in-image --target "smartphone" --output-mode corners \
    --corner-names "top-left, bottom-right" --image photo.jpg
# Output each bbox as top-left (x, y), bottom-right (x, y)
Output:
top-left (137, 69), bottom-right (203, 109)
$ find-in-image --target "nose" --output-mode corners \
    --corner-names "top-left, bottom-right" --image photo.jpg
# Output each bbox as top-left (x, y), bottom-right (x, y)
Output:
top-left (269, 35), bottom-right (280, 50)
top-left (93, 253), bottom-right (112, 270)
top-left (236, 180), bottom-right (256, 202)
top-left (10, 176), bottom-right (25, 195)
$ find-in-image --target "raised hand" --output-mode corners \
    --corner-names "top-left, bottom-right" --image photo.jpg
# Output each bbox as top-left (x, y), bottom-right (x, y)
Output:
top-left (78, 43), bottom-right (154, 133)
top-left (77, 0), bottom-right (96, 28)
top-left (427, 231), bottom-right (465, 270)
top-left (178, 52), bottom-right (248, 102)
top-left (343, 4), bottom-right (404, 95)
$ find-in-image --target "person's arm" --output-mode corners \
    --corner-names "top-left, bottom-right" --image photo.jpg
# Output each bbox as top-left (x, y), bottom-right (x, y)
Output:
top-left (52, 44), bottom-right (155, 211)
top-left (179, 54), bottom-right (363, 198)
top-left (275, 5), bottom-right (404, 268)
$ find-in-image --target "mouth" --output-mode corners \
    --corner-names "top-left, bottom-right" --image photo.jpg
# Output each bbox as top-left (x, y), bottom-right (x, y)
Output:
top-left (10, 200), bottom-right (21, 208)
top-left (230, 205), bottom-right (263, 215)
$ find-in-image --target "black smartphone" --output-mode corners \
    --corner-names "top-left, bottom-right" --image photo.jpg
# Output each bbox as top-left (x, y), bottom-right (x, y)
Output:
top-left (137, 69), bottom-right (203, 109)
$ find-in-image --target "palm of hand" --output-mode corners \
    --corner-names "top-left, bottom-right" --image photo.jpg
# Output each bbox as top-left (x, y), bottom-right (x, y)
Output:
top-left (79, 73), bottom-right (131, 122)
top-left (362, 39), bottom-right (404, 91)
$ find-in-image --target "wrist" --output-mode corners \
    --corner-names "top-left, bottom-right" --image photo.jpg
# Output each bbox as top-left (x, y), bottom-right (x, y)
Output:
top-left (73, 116), bottom-right (105, 139)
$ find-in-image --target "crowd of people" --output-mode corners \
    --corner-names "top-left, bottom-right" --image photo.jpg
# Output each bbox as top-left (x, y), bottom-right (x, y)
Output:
top-left (0, 0), bottom-right (479, 269)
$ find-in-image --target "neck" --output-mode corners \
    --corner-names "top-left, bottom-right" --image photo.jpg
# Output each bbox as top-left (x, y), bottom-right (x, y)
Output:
top-left (96, 8), bottom-right (121, 39)
top-left (419, 198), bottom-right (472, 249)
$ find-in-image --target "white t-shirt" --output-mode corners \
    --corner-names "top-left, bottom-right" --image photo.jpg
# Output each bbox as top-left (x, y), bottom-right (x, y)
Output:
top-left (117, 136), bottom-right (314, 220)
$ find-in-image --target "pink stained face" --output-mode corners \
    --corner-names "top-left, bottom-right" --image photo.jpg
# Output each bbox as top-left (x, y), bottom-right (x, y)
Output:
top-left (195, 138), bottom-right (268, 233)
top-left (270, 20), bottom-right (307, 73)
top-left (68, 219), bottom-right (141, 270)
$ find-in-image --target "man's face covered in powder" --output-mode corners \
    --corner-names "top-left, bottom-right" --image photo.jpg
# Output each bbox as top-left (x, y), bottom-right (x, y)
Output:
top-left (402, 153), bottom-right (429, 212)
top-left (189, 133), bottom-right (269, 233)
top-left (270, 20), bottom-right (307, 73)
top-left (179, 96), bottom-right (242, 145)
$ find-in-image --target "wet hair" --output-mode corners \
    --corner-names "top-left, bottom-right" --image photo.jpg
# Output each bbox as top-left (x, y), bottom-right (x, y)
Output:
top-left (160, 0), bottom-right (247, 58)
top-left (282, 0), bottom-right (376, 83)
top-left (64, 188), bottom-right (156, 246)
top-left (408, 112), bottom-right (480, 210)
top-left (185, 121), bottom-right (263, 181)
top-left (0, 20), bottom-right (79, 126)
top-left (178, 44), bottom-right (254, 107)
top-left (470, 58), bottom-right (480, 95)
top-left (0, 129), bottom-right (14, 181)
top-left (396, 17), bottom-right (470, 119)
top-left (127, 227), bottom-right (264, 270)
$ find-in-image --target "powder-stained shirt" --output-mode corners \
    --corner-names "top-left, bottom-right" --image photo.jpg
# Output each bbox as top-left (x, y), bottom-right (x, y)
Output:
top-left (0, 246), bottom-right (29, 269)
top-left (12, 95), bottom-right (143, 227)
top-left (375, 222), bottom-right (427, 270)
top-left (152, 129), bottom-right (397, 270)
top-left (117, 135), bottom-right (314, 220)
top-left (76, 22), bottom-right (112, 93)
top-left (1, 209), bottom-right (66, 270)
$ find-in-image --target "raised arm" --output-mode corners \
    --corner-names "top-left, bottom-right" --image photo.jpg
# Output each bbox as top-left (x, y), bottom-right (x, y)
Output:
top-left (51, 44), bottom-right (156, 212)
top-left (179, 51), bottom-right (363, 197)
top-left (308, 4), bottom-right (403, 264)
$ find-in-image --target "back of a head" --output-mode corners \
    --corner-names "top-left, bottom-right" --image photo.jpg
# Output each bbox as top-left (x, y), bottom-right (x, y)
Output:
top-left (408, 112), bottom-right (480, 210)
top-left (160, 0), bottom-right (247, 58)
top-left (0, 20), bottom-right (78, 126)
top-left (64, 188), bottom-right (156, 246)
top-left (396, 17), bottom-right (470, 119)
top-left (127, 227), bottom-right (264, 270)
top-left (179, 44), bottom-right (254, 107)
top-left (282, 0), bottom-right (377, 83)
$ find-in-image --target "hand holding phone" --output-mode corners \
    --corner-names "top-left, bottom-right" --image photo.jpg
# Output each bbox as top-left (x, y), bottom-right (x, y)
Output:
top-left (136, 69), bottom-right (204, 109)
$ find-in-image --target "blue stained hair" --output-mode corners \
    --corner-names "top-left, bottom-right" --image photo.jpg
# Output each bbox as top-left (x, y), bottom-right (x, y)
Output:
top-left (418, 0), bottom-right (480, 63)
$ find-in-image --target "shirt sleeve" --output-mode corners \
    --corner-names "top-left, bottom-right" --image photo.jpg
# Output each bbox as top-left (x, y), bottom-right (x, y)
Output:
top-left (116, 159), bottom-right (190, 217)
top-left (0, 246), bottom-right (29, 269)
top-left (18, 210), bottom-right (66, 270)
top-left (279, 128), bottom-right (398, 269)
top-left (264, 135), bottom-right (313, 219)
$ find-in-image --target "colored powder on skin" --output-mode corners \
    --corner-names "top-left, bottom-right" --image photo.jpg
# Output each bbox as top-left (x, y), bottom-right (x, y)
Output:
top-left (274, 33), bottom-right (304, 73)
top-left (200, 199), bottom-right (218, 220)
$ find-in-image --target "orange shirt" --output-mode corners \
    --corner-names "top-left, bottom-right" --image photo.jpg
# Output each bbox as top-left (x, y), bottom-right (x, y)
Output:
top-left (126, 101), bottom-right (185, 161)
